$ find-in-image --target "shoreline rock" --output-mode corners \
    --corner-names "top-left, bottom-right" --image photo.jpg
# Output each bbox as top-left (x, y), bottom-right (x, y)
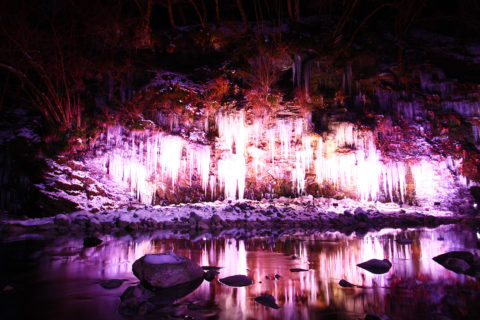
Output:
top-left (1, 198), bottom-right (479, 238)
top-left (132, 251), bottom-right (204, 289)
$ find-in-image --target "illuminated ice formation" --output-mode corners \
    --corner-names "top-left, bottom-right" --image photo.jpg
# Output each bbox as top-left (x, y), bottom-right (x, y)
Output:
top-left (101, 111), bottom-right (458, 204)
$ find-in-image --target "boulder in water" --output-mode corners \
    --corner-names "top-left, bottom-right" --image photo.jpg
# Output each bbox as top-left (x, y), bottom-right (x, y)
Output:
top-left (433, 251), bottom-right (480, 277)
top-left (339, 279), bottom-right (355, 287)
top-left (290, 268), bottom-right (309, 272)
top-left (218, 275), bottom-right (253, 287)
top-left (357, 259), bottom-right (392, 274)
top-left (204, 270), bottom-right (219, 281)
top-left (83, 237), bottom-right (102, 248)
top-left (132, 251), bottom-right (204, 288)
top-left (100, 279), bottom-right (126, 289)
top-left (119, 278), bottom-right (203, 316)
top-left (254, 294), bottom-right (280, 309)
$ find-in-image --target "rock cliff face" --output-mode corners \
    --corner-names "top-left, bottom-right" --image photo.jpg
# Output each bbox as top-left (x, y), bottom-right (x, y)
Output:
top-left (69, 103), bottom-right (467, 209)
top-left (28, 54), bottom-right (480, 214)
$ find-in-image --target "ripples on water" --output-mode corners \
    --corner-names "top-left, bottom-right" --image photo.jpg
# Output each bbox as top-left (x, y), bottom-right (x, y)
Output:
top-left (1, 225), bottom-right (479, 320)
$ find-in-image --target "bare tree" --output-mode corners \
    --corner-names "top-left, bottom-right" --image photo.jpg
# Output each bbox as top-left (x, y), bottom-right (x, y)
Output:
top-left (188, 0), bottom-right (207, 29)
top-left (236, 0), bottom-right (250, 31)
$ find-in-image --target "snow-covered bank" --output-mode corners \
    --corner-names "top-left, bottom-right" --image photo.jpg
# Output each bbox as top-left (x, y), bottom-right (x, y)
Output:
top-left (1, 196), bottom-right (478, 238)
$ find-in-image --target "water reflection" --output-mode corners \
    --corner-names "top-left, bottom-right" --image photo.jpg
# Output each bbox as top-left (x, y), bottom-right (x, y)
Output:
top-left (1, 225), bottom-right (478, 320)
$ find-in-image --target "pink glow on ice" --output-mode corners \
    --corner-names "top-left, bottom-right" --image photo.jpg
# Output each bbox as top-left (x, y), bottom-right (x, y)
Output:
top-left (217, 153), bottom-right (246, 200)
top-left (101, 111), bottom-right (460, 204)
top-left (105, 127), bottom-right (210, 204)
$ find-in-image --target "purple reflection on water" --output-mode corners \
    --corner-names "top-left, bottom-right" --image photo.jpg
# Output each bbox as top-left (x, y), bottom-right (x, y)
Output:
top-left (1, 225), bottom-right (478, 320)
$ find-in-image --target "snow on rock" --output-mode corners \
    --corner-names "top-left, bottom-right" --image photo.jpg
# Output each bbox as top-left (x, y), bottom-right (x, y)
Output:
top-left (144, 252), bottom-right (183, 265)
top-left (132, 252), bottom-right (204, 288)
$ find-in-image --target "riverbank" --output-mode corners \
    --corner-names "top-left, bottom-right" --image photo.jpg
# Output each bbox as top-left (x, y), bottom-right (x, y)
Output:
top-left (2, 196), bottom-right (479, 239)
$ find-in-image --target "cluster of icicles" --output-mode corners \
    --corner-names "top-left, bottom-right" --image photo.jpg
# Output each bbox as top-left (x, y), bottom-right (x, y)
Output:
top-left (103, 112), bottom-right (443, 205)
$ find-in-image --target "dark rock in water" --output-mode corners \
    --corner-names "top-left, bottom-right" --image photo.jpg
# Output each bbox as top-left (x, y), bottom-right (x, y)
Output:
top-left (138, 301), bottom-right (154, 316)
top-left (254, 294), bottom-right (280, 309)
top-left (395, 238), bottom-right (413, 245)
top-left (433, 251), bottom-right (480, 276)
top-left (210, 214), bottom-right (223, 224)
top-left (54, 214), bottom-right (70, 226)
top-left (469, 186), bottom-right (480, 204)
top-left (119, 278), bottom-right (204, 316)
top-left (119, 285), bottom-right (153, 315)
top-left (189, 212), bottom-right (203, 221)
top-left (236, 202), bottom-right (254, 211)
top-left (100, 279), bottom-right (126, 289)
top-left (357, 259), bottom-right (392, 274)
top-left (339, 279), bottom-right (355, 287)
top-left (290, 268), bottom-right (309, 272)
top-left (132, 251), bottom-right (204, 288)
top-left (201, 266), bottom-right (222, 271)
top-left (355, 212), bottom-right (369, 222)
top-left (365, 314), bottom-right (390, 320)
top-left (204, 270), bottom-right (219, 281)
top-left (218, 275), bottom-right (253, 287)
top-left (354, 207), bottom-right (367, 215)
top-left (197, 220), bottom-right (210, 230)
top-left (83, 237), bottom-right (102, 248)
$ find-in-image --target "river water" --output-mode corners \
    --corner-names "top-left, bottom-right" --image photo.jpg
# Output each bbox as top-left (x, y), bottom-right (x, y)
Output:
top-left (1, 224), bottom-right (479, 319)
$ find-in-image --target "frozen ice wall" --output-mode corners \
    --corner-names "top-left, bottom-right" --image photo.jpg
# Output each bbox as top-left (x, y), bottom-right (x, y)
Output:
top-left (95, 111), bottom-right (460, 205)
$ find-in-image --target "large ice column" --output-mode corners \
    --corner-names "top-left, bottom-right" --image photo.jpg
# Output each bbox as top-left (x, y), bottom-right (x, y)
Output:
top-left (105, 126), bottom-right (212, 204)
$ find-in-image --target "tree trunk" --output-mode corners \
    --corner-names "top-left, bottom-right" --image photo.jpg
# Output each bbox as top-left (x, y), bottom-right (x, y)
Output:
top-left (145, 0), bottom-right (152, 28)
top-left (294, 0), bottom-right (300, 23)
top-left (287, 0), bottom-right (293, 19)
top-left (167, 1), bottom-right (176, 29)
top-left (215, 0), bottom-right (220, 21)
top-left (201, 0), bottom-right (208, 24)
top-left (189, 0), bottom-right (206, 29)
top-left (178, 4), bottom-right (187, 25)
top-left (236, 0), bottom-right (250, 31)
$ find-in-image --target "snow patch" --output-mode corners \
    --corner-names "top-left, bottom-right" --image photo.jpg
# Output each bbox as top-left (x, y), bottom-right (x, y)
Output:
top-left (144, 252), bottom-right (183, 264)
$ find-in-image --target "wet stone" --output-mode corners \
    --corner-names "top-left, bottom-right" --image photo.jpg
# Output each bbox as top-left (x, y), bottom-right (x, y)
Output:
top-left (100, 279), bottom-right (125, 289)
top-left (132, 251), bottom-right (204, 288)
top-left (54, 214), bottom-right (70, 226)
top-left (339, 279), bottom-right (355, 287)
top-left (83, 236), bottom-right (102, 248)
top-left (290, 268), bottom-right (309, 272)
top-left (203, 270), bottom-right (219, 281)
top-left (433, 251), bottom-right (480, 276)
top-left (218, 275), bottom-right (253, 287)
top-left (201, 266), bottom-right (221, 271)
top-left (357, 259), bottom-right (392, 274)
top-left (254, 294), bottom-right (280, 309)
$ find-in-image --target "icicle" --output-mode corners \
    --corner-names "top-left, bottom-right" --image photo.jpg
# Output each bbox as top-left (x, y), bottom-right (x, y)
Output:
top-left (293, 54), bottom-right (302, 88)
top-left (218, 153), bottom-right (246, 200)
top-left (197, 145), bottom-right (211, 193)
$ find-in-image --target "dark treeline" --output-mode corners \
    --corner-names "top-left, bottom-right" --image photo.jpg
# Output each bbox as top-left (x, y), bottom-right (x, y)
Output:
top-left (0, 0), bottom-right (479, 132)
